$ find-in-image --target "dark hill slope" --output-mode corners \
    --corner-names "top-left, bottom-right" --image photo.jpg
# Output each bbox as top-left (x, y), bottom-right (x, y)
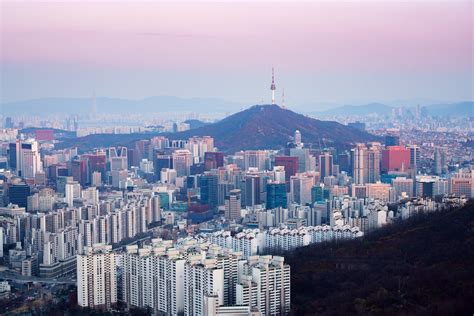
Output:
top-left (287, 202), bottom-right (474, 315)
top-left (169, 104), bottom-right (378, 152)
top-left (57, 104), bottom-right (378, 153)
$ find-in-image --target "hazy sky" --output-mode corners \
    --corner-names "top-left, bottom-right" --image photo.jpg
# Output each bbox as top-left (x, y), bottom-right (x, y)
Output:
top-left (1, 0), bottom-right (472, 106)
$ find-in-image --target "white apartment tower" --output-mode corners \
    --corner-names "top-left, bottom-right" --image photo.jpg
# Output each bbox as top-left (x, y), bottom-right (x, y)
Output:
top-left (237, 255), bottom-right (291, 316)
top-left (77, 244), bottom-right (117, 309)
top-left (121, 245), bottom-right (185, 315)
top-left (184, 255), bottom-right (224, 316)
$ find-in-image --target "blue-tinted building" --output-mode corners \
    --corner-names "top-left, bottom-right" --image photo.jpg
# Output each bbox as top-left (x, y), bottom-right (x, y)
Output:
top-left (311, 185), bottom-right (330, 203)
top-left (199, 173), bottom-right (219, 210)
top-left (266, 182), bottom-right (287, 209)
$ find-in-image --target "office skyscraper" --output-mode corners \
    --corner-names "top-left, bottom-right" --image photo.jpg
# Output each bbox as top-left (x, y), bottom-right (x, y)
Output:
top-left (154, 154), bottom-right (173, 180)
top-left (385, 134), bottom-right (400, 146)
top-left (294, 130), bottom-right (302, 147)
top-left (225, 189), bottom-right (242, 220)
top-left (10, 139), bottom-right (42, 179)
top-left (449, 172), bottom-right (473, 198)
top-left (352, 144), bottom-right (369, 185)
top-left (244, 150), bottom-right (267, 171)
top-left (311, 185), bottom-right (330, 203)
top-left (290, 147), bottom-right (312, 173)
top-left (85, 151), bottom-right (107, 182)
top-left (199, 173), bottom-right (219, 210)
top-left (204, 152), bottom-right (224, 171)
top-left (434, 147), bottom-right (447, 175)
top-left (275, 156), bottom-right (298, 184)
top-left (8, 141), bottom-right (20, 171)
top-left (290, 175), bottom-right (313, 205)
top-left (244, 175), bottom-right (261, 207)
top-left (409, 145), bottom-right (420, 175)
top-left (9, 183), bottom-right (30, 209)
top-left (109, 147), bottom-right (128, 171)
top-left (187, 136), bottom-right (214, 163)
top-left (319, 152), bottom-right (333, 179)
top-left (5, 117), bottom-right (13, 128)
top-left (172, 149), bottom-right (193, 177)
top-left (367, 144), bottom-right (381, 183)
top-left (70, 158), bottom-right (88, 186)
top-left (381, 146), bottom-right (410, 173)
top-left (266, 182), bottom-right (287, 209)
top-left (392, 177), bottom-right (414, 198)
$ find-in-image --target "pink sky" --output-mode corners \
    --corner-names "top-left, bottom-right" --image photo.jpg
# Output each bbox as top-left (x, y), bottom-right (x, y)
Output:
top-left (1, 1), bottom-right (472, 104)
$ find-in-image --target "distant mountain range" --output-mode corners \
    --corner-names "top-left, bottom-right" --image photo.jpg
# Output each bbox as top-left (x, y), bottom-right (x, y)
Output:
top-left (1, 96), bottom-right (242, 115)
top-left (2, 97), bottom-right (471, 118)
top-left (57, 104), bottom-right (378, 153)
top-left (313, 101), bottom-right (473, 117)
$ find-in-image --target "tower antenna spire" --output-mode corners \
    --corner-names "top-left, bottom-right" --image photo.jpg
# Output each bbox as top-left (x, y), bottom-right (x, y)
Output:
top-left (282, 88), bottom-right (285, 108)
top-left (270, 67), bottom-right (276, 104)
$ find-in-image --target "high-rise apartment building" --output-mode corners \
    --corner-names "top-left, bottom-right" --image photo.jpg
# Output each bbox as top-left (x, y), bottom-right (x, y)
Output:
top-left (236, 255), bottom-right (291, 316)
top-left (122, 245), bottom-right (185, 315)
top-left (77, 244), bottom-right (117, 309)
top-left (184, 256), bottom-right (224, 316)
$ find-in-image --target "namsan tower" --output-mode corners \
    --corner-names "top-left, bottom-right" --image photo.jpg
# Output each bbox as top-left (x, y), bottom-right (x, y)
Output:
top-left (270, 67), bottom-right (276, 104)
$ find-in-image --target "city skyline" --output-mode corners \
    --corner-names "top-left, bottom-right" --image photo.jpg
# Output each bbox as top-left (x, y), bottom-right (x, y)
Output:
top-left (0, 1), bottom-right (472, 315)
top-left (1, 1), bottom-right (472, 105)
